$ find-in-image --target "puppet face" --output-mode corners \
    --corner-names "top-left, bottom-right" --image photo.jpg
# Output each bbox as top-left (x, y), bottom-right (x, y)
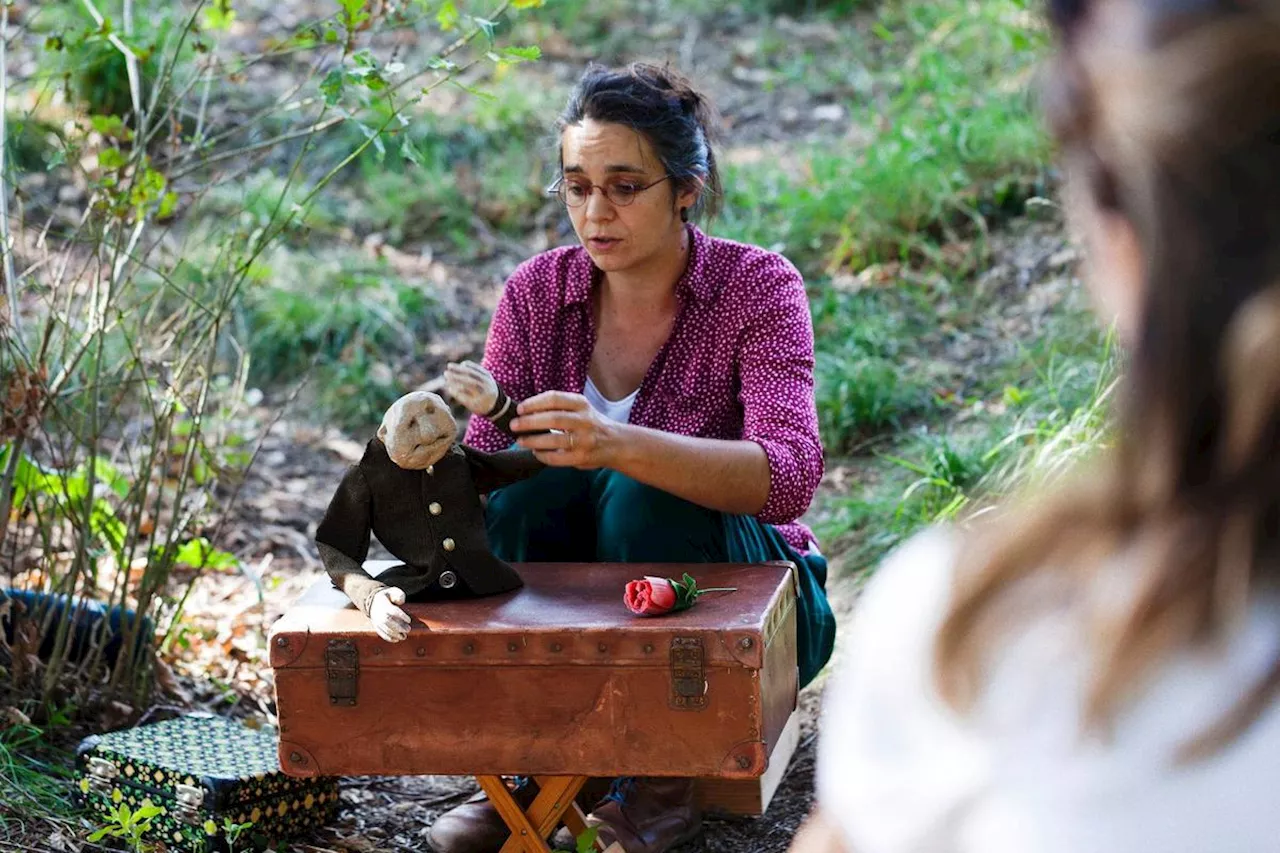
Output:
top-left (378, 391), bottom-right (458, 470)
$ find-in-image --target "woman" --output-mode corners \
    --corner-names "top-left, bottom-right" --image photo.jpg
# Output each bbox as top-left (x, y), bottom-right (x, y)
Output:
top-left (428, 63), bottom-right (837, 853)
top-left (795, 1), bottom-right (1280, 851)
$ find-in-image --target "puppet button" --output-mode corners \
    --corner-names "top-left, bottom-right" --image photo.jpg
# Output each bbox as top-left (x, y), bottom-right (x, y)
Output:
top-left (439, 571), bottom-right (457, 589)
top-left (429, 502), bottom-right (442, 516)
top-left (442, 537), bottom-right (456, 552)
top-left (426, 464), bottom-right (434, 475)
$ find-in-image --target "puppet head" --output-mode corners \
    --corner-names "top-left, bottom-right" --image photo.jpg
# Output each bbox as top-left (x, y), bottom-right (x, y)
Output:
top-left (377, 391), bottom-right (458, 470)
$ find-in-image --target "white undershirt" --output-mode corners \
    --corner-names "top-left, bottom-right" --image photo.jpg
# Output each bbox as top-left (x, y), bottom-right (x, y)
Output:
top-left (583, 376), bottom-right (639, 424)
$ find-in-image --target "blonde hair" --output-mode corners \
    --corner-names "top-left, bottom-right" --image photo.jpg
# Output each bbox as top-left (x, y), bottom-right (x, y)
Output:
top-left (935, 0), bottom-right (1280, 761)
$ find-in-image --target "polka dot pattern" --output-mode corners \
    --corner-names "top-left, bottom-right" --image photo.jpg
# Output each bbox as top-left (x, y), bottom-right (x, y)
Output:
top-left (463, 225), bottom-right (824, 553)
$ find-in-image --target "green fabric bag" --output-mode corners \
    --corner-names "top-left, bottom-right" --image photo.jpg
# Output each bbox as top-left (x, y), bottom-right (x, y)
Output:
top-left (76, 713), bottom-right (339, 853)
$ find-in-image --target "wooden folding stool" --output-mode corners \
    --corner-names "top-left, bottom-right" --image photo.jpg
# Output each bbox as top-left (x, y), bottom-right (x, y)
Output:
top-left (475, 774), bottom-right (612, 853)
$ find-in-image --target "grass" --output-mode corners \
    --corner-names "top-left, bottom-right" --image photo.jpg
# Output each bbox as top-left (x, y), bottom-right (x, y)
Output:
top-left (816, 302), bottom-right (1117, 574)
top-left (719, 0), bottom-right (1051, 275)
top-left (231, 249), bottom-right (446, 429)
top-left (809, 285), bottom-right (937, 452)
top-left (0, 724), bottom-right (81, 839)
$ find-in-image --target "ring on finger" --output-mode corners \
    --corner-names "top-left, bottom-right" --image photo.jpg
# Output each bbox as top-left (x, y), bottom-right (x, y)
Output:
top-left (567, 432), bottom-right (575, 451)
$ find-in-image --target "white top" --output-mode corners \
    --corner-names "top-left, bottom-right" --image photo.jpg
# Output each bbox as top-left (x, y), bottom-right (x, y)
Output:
top-left (817, 528), bottom-right (1280, 853)
top-left (583, 376), bottom-right (639, 424)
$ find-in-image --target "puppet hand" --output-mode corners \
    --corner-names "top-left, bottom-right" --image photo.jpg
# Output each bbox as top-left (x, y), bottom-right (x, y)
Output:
top-left (444, 361), bottom-right (500, 416)
top-left (370, 587), bottom-right (411, 643)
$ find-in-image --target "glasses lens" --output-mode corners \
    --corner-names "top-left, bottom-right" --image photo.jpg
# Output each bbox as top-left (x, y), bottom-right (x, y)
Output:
top-left (561, 182), bottom-right (588, 207)
top-left (606, 183), bottom-right (639, 206)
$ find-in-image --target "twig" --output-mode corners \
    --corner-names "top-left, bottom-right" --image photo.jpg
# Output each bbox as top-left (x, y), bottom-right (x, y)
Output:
top-left (0, 0), bottom-right (19, 339)
top-left (169, 114), bottom-right (348, 181)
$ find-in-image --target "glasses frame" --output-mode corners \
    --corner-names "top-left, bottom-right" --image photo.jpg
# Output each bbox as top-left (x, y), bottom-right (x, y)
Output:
top-left (546, 174), bottom-right (674, 208)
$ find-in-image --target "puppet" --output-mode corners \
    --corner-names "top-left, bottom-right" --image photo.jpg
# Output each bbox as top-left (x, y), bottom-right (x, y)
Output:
top-left (314, 361), bottom-right (538, 642)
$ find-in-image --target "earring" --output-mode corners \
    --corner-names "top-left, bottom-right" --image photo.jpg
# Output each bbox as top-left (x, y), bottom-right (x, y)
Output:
top-left (680, 207), bottom-right (689, 223)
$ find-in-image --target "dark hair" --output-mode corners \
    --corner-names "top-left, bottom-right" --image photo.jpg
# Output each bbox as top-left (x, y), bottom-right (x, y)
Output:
top-left (556, 62), bottom-right (723, 221)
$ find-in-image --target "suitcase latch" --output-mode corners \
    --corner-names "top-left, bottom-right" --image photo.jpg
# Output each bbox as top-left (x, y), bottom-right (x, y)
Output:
top-left (670, 637), bottom-right (707, 710)
top-left (173, 783), bottom-right (205, 824)
top-left (326, 639), bottom-right (359, 706)
top-left (86, 757), bottom-right (118, 795)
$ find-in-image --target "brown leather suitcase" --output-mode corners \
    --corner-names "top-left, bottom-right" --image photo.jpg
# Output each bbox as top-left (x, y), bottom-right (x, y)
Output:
top-left (269, 561), bottom-right (799, 815)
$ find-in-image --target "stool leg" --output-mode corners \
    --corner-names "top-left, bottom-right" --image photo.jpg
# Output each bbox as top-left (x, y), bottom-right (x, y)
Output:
top-left (476, 775), bottom-right (552, 853)
top-left (522, 776), bottom-right (585, 843)
top-left (533, 777), bottom-right (605, 853)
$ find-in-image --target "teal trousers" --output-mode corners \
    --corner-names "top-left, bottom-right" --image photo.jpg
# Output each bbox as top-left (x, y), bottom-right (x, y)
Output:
top-left (486, 467), bottom-right (836, 687)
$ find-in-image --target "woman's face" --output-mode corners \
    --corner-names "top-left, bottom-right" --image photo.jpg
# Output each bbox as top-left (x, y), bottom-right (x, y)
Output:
top-left (558, 118), bottom-right (699, 275)
top-left (1060, 0), bottom-right (1147, 343)
top-left (1066, 174), bottom-right (1145, 343)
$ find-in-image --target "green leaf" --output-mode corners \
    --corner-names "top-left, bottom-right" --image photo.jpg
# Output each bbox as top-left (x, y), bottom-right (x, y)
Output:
top-left (399, 136), bottom-right (423, 166)
top-left (130, 168), bottom-right (166, 208)
top-left (500, 45), bottom-right (541, 63)
top-left (44, 35), bottom-right (65, 51)
top-left (320, 68), bottom-right (345, 105)
top-left (357, 122), bottom-right (386, 160)
top-left (291, 31), bottom-right (319, 49)
top-left (90, 114), bottom-right (132, 140)
top-left (575, 827), bottom-right (599, 853)
top-left (201, 3), bottom-right (237, 31)
top-left (174, 537), bottom-right (238, 571)
top-left (339, 0), bottom-right (367, 17)
top-left (436, 0), bottom-right (458, 31)
top-left (98, 148), bottom-right (127, 170)
top-left (472, 16), bottom-right (497, 43)
top-left (158, 191), bottom-right (179, 218)
top-left (76, 456), bottom-right (129, 499)
top-left (513, 0), bottom-right (545, 7)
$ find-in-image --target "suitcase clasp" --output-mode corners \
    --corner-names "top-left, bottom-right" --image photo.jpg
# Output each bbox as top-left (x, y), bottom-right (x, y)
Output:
top-left (86, 757), bottom-right (118, 796)
top-left (326, 639), bottom-right (359, 706)
top-left (174, 783), bottom-right (205, 824)
top-left (670, 637), bottom-right (708, 710)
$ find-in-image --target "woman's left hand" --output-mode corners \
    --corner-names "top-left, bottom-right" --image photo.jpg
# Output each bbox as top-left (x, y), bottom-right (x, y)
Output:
top-left (510, 391), bottom-right (621, 469)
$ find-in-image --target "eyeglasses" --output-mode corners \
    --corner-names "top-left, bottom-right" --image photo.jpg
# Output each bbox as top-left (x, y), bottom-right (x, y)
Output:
top-left (547, 175), bottom-right (673, 208)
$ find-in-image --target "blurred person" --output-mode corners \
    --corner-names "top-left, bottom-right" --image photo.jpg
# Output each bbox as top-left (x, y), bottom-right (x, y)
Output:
top-left (426, 62), bottom-right (837, 853)
top-left (794, 0), bottom-right (1280, 851)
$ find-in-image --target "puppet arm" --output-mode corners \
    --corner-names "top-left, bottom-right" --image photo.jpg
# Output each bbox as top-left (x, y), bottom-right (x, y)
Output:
top-left (462, 445), bottom-right (547, 495)
top-left (315, 467), bottom-right (397, 620)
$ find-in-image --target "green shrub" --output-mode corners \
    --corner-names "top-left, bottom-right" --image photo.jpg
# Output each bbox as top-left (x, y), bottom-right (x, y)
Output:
top-left (718, 0), bottom-right (1051, 276)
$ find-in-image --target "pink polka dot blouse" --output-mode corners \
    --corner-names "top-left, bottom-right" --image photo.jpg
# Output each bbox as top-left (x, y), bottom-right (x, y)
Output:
top-left (463, 225), bottom-right (824, 554)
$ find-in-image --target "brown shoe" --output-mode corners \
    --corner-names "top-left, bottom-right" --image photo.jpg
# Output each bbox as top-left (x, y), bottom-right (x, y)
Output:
top-left (427, 778), bottom-right (538, 853)
top-left (585, 777), bottom-right (702, 853)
